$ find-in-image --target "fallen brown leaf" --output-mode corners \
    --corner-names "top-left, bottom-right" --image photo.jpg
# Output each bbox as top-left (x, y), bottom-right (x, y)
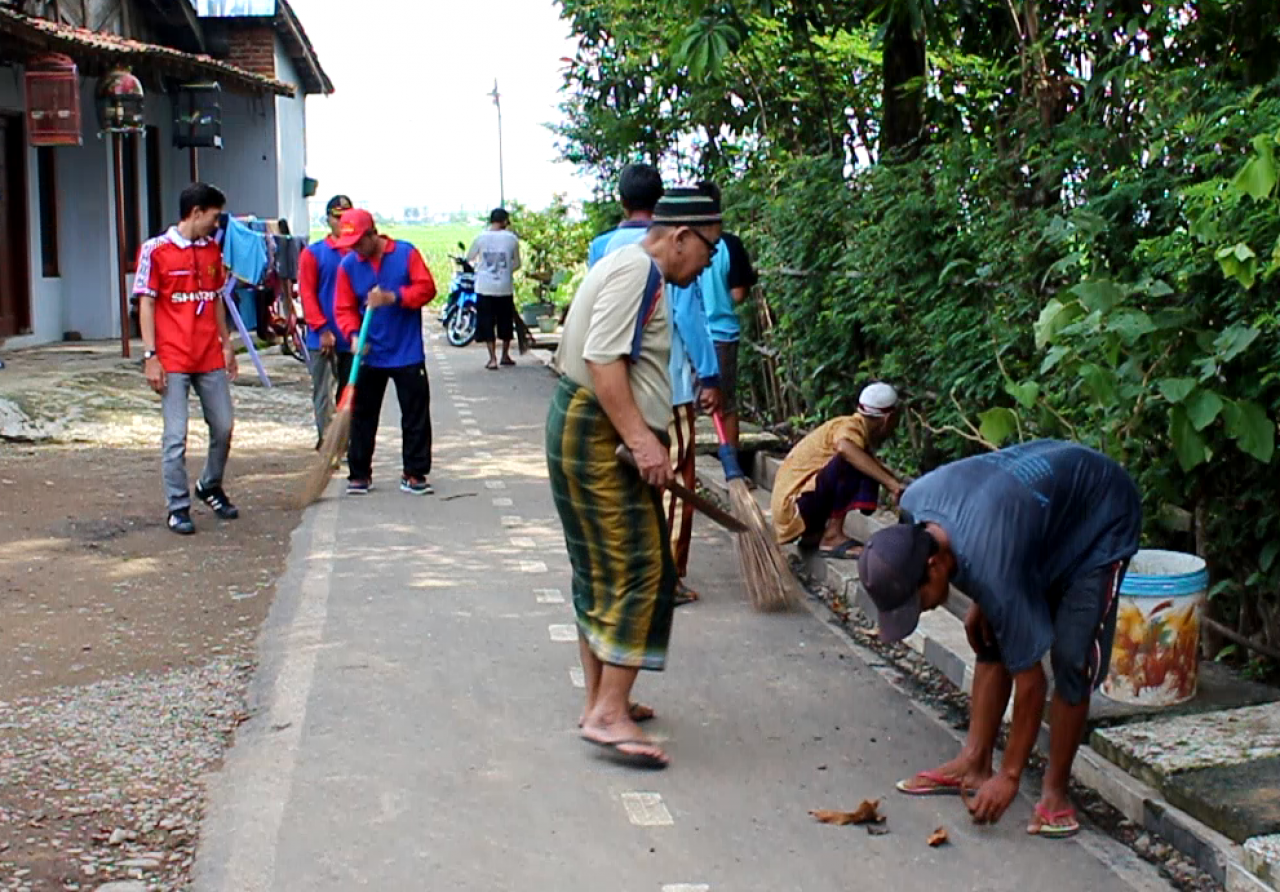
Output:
top-left (927, 826), bottom-right (949, 847)
top-left (810, 799), bottom-right (885, 826)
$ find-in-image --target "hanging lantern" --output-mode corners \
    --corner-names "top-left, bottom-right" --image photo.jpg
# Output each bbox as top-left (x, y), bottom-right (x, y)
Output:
top-left (25, 53), bottom-right (82, 146)
top-left (173, 81), bottom-right (222, 149)
top-left (95, 67), bottom-right (146, 133)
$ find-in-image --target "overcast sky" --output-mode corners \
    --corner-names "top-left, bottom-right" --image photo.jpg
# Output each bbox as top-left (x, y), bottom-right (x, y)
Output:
top-left (288, 0), bottom-right (591, 214)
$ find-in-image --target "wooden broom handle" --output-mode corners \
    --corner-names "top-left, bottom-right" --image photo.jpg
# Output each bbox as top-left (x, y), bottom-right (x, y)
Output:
top-left (614, 444), bottom-right (747, 533)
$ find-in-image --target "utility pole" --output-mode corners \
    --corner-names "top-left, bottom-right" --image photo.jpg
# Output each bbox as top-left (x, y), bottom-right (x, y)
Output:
top-left (488, 79), bottom-right (505, 208)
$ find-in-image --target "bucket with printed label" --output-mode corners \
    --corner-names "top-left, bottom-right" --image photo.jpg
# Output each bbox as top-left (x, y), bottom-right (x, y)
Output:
top-left (1101, 549), bottom-right (1209, 707)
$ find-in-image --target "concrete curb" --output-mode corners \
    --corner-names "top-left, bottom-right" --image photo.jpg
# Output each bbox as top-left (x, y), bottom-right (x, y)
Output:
top-left (695, 454), bottom-right (1276, 891)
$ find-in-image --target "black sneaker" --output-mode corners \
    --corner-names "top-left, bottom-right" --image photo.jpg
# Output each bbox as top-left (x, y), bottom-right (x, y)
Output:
top-left (195, 482), bottom-right (239, 519)
top-left (168, 509), bottom-right (196, 535)
top-left (347, 478), bottom-right (372, 495)
top-left (400, 475), bottom-right (434, 496)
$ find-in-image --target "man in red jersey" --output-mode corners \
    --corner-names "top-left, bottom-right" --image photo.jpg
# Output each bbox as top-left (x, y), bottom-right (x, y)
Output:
top-left (134, 183), bottom-right (240, 535)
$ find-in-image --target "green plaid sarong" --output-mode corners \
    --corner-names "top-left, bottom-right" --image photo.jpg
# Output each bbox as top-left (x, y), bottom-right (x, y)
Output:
top-left (545, 377), bottom-right (676, 670)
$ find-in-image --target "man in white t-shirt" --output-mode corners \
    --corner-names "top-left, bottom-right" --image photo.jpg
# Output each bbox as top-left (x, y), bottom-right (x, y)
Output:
top-left (466, 208), bottom-right (522, 370)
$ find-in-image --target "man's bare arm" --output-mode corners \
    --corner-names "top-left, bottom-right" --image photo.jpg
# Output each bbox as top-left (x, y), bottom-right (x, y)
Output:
top-left (587, 358), bottom-right (672, 488)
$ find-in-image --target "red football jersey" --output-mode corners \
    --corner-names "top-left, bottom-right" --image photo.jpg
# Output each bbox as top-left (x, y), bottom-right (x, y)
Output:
top-left (133, 227), bottom-right (228, 373)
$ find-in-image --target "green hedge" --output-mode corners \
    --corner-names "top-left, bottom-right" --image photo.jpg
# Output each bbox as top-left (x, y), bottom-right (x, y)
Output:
top-left (731, 72), bottom-right (1280, 667)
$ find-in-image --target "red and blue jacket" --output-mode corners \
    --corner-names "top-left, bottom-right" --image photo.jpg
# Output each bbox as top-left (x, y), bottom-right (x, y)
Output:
top-left (334, 238), bottom-right (437, 368)
top-left (299, 236), bottom-right (350, 353)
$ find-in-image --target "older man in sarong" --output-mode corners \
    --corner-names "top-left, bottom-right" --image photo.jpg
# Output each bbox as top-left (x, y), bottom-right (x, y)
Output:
top-left (546, 185), bottom-right (723, 769)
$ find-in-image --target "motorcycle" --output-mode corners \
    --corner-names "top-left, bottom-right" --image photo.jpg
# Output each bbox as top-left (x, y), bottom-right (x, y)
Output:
top-left (440, 241), bottom-right (478, 347)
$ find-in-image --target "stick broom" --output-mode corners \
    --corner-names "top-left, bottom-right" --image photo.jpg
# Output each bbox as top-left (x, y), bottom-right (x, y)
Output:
top-left (713, 413), bottom-right (800, 612)
top-left (297, 307), bottom-right (376, 507)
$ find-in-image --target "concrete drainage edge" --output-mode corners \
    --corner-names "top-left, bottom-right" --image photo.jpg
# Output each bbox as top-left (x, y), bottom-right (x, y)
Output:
top-left (695, 460), bottom-right (1275, 892)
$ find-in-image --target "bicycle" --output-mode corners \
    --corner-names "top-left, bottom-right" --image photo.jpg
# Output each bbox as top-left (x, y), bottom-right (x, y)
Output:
top-left (267, 278), bottom-right (308, 364)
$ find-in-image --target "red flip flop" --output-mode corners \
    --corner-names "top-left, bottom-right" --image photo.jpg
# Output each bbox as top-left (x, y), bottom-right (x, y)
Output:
top-left (895, 770), bottom-right (965, 796)
top-left (1027, 803), bottom-right (1080, 839)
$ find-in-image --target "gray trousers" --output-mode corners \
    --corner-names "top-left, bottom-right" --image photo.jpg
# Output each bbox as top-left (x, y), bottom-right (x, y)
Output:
top-left (162, 370), bottom-right (234, 513)
top-left (308, 352), bottom-right (336, 442)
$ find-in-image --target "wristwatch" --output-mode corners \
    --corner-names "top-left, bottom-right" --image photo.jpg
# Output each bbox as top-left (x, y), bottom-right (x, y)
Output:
top-left (143, 349), bottom-right (157, 361)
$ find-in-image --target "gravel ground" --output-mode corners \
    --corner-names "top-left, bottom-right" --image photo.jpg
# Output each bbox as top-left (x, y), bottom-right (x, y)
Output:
top-left (796, 562), bottom-right (1223, 892)
top-left (0, 661), bottom-right (252, 891)
top-left (0, 343), bottom-right (316, 891)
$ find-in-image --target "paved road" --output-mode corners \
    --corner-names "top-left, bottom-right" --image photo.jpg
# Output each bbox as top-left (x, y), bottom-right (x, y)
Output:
top-left (195, 332), bottom-right (1171, 892)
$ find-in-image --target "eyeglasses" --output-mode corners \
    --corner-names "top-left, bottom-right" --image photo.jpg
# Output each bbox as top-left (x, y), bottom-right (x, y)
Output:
top-left (686, 228), bottom-right (719, 258)
top-left (329, 208), bottom-right (350, 218)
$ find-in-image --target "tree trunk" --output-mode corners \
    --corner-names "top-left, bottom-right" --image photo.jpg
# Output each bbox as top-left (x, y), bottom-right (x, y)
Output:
top-left (880, 11), bottom-right (926, 161)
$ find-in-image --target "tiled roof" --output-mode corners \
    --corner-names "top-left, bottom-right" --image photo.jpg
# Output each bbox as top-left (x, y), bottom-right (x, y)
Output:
top-left (0, 7), bottom-right (295, 96)
top-left (275, 0), bottom-right (333, 96)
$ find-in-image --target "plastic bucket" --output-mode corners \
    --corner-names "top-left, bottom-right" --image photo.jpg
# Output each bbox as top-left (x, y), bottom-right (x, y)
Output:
top-left (1101, 549), bottom-right (1208, 707)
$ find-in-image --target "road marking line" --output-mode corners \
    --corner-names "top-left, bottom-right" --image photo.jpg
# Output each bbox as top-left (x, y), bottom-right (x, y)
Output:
top-left (510, 537), bottom-right (536, 548)
top-left (521, 561), bottom-right (548, 574)
top-left (465, 428), bottom-right (483, 437)
top-left (549, 624), bottom-right (577, 642)
top-left (501, 516), bottom-right (522, 527)
top-left (476, 450), bottom-right (494, 459)
top-left (621, 792), bottom-right (674, 826)
top-left (535, 588), bottom-right (564, 604)
top-left (569, 667), bottom-right (585, 688)
top-left (485, 481), bottom-right (507, 490)
top-left (492, 497), bottom-right (513, 507)
top-left (662, 886), bottom-right (710, 892)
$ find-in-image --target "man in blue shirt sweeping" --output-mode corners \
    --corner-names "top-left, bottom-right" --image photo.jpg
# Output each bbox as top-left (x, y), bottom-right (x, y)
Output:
top-left (333, 209), bottom-right (439, 496)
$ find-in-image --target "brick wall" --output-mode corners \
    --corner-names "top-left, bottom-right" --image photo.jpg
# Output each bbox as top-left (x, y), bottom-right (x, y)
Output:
top-left (224, 24), bottom-right (276, 79)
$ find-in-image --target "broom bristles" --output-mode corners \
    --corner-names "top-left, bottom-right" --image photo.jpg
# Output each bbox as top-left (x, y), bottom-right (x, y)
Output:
top-left (727, 478), bottom-right (801, 612)
top-left (297, 397), bottom-right (352, 508)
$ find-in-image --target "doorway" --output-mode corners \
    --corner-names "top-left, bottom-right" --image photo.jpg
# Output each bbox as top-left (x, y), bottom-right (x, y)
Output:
top-left (0, 114), bottom-right (32, 338)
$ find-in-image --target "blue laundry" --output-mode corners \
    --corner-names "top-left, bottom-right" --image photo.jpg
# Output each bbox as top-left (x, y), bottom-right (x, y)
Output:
top-left (222, 217), bottom-right (270, 287)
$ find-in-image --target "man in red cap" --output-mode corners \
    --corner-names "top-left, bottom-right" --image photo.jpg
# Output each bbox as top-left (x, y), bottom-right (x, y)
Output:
top-left (332, 209), bottom-right (438, 495)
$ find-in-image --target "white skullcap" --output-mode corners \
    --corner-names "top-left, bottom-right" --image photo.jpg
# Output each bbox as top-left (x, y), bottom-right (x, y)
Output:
top-left (858, 382), bottom-right (899, 417)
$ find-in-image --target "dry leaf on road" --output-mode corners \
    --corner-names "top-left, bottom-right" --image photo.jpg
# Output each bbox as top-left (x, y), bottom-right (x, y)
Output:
top-left (927, 826), bottom-right (949, 847)
top-left (810, 799), bottom-right (885, 826)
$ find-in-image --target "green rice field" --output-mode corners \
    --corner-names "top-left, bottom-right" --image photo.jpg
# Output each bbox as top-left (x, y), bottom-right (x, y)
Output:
top-left (309, 222), bottom-right (483, 283)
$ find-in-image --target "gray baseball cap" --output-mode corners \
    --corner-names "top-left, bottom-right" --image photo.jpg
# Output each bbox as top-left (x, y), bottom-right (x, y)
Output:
top-left (857, 523), bottom-right (936, 642)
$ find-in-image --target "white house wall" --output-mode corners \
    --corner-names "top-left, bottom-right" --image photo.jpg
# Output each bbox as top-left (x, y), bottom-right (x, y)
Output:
top-left (273, 42), bottom-right (308, 236)
top-left (196, 89), bottom-right (279, 221)
top-left (59, 76), bottom-right (121, 341)
top-left (149, 93), bottom-right (200, 234)
top-left (19, 141), bottom-right (64, 346)
top-left (0, 70), bottom-right (120, 345)
top-left (1, 58), bottom-right (310, 348)
top-left (0, 66), bottom-right (58, 347)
